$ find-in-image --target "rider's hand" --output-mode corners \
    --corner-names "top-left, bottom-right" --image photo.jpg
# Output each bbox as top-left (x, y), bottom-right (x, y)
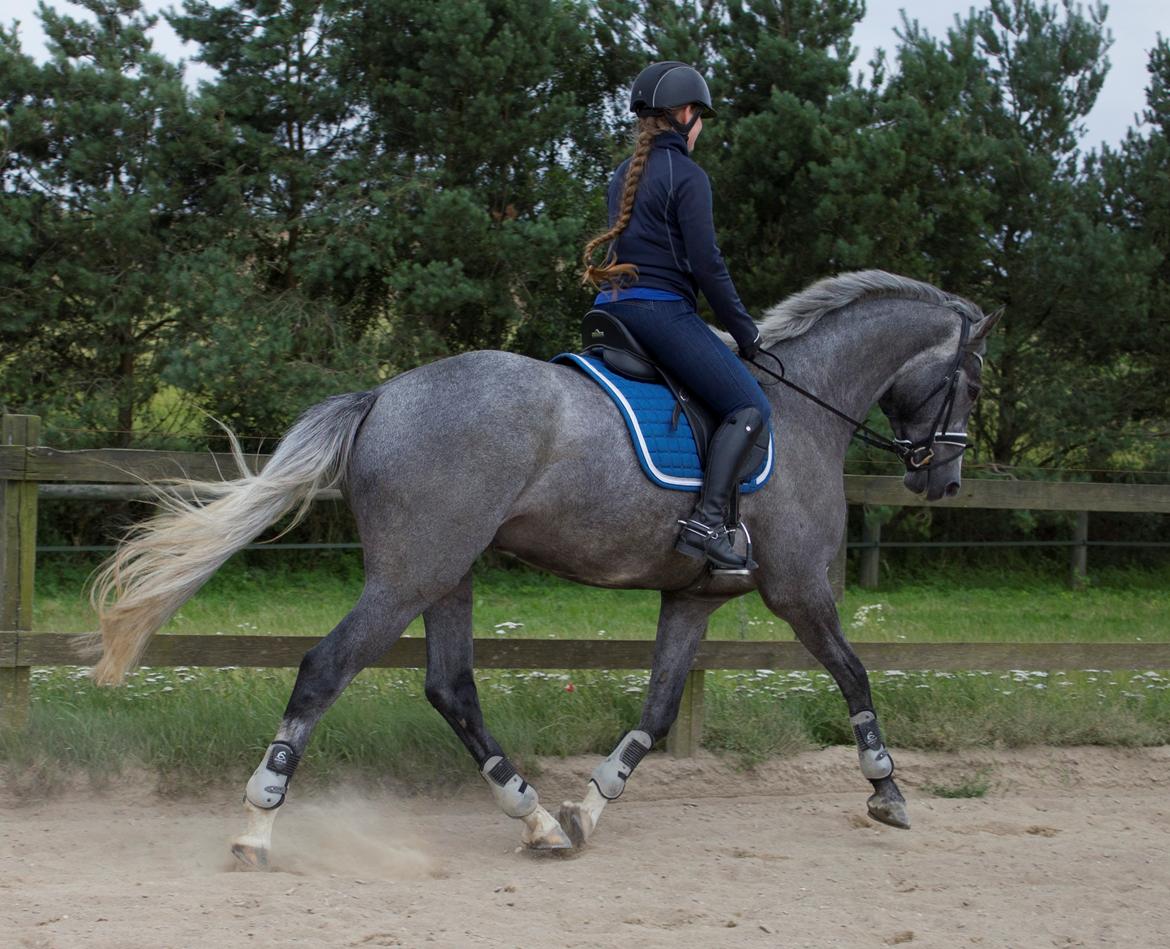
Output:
top-left (738, 331), bottom-right (761, 362)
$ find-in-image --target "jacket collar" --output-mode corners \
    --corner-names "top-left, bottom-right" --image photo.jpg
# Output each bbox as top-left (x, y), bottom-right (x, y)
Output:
top-left (652, 131), bottom-right (689, 154)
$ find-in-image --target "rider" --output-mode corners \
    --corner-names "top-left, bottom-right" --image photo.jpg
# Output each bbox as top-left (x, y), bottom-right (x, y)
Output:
top-left (582, 61), bottom-right (770, 573)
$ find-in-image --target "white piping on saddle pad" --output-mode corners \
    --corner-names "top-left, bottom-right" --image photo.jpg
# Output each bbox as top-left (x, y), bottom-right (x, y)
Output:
top-left (567, 354), bottom-right (774, 491)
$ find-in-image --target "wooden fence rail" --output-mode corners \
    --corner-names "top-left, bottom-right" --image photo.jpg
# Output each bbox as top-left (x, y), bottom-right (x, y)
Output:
top-left (3, 413), bottom-right (1169, 753)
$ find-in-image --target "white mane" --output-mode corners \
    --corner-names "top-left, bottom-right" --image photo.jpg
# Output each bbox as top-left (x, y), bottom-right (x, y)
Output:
top-left (755, 270), bottom-right (984, 346)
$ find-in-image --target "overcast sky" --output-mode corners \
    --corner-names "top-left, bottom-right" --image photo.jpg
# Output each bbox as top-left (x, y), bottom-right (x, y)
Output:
top-left (5, 1), bottom-right (1168, 150)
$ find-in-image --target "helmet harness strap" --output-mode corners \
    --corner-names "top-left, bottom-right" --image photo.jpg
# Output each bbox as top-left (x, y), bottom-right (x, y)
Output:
top-left (638, 106), bottom-right (702, 139)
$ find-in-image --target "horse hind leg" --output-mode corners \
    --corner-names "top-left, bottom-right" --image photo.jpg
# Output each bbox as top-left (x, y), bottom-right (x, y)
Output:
top-left (230, 585), bottom-right (419, 869)
top-left (422, 571), bottom-right (570, 851)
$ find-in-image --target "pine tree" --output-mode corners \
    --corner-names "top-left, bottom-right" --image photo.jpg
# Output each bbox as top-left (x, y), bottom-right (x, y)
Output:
top-left (161, 0), bottom-right (394, 435)
top-left (1093, 38), bottom-right (1170, 467)
top-left (864, 1), bottom-right (1151, 469)
top-left (0, 0), bottom-right (218, 446)
top-left (329, 0), bottom-right (617, 365)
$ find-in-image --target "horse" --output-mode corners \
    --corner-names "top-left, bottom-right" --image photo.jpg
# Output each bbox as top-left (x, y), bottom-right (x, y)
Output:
top-left (89, 270), bottom-right (998, 866)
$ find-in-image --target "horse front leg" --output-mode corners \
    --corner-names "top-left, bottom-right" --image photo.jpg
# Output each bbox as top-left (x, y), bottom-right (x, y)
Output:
top-left (762, 579), bottom-right (910, 829)
top-left (558, 591), bottom-right (721, 848)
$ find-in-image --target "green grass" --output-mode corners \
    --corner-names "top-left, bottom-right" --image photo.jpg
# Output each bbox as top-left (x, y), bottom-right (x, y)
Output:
top-left (924, 770), bottom-right (992, 799)
top-left (5, 556), bottom-right (1170, 795)
top-left (31, 554), bottom-right (1170, 644)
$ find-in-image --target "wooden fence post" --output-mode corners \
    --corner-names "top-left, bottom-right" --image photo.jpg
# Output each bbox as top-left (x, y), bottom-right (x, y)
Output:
top-left (1070, 511), bottom-right (1089, 590)
top-left (859, 515), bottom-right (882, 589)
top-left (666, 668), bottom-right (705, 757)
top-left (1, 414), bottom-right (39, 729)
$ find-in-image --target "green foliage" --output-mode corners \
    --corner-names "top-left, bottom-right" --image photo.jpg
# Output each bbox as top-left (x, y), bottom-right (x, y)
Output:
top-left (9, 561), bottom-right (1170, 785)
top-left (2, 0), bottom-right (1168, 490)
top-left (0, 1), bottom-right (225, 445)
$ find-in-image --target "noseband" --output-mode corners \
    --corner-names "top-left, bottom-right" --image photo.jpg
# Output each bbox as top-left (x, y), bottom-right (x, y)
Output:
top-left (748, 309), bottom-right (973, 473)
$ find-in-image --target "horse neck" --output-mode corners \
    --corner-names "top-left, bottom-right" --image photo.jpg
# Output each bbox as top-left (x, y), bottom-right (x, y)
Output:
top-left (765, 297), bottom-right (957, 450)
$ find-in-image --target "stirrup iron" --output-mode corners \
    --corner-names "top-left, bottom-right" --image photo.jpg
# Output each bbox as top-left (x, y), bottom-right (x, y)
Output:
top-left (709, 521), bottom-right (755, 576)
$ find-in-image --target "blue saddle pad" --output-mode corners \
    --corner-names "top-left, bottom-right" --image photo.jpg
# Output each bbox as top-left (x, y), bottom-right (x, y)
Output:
top-left (553, 352), bottom-right (774, 493)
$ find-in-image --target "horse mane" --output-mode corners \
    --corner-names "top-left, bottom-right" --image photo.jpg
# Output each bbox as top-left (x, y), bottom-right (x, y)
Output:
top-left (757, 270), bottom-right (985, 346)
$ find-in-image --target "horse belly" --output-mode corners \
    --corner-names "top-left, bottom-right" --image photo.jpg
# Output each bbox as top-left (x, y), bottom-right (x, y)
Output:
top-left (492, 436), bottom-right (698, 589)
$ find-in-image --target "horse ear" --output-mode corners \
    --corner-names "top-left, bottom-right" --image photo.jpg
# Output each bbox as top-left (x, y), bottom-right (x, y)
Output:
top-left (973, 307), bottom-right (1004, 341)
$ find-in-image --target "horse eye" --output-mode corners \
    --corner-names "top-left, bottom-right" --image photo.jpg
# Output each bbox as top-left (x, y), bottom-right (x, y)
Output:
top-left (967, 383), bottom-right (982, 400)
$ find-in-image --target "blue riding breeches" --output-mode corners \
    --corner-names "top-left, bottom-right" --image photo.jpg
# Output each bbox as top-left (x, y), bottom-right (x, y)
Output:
top-left (594, 298), bottom-right (771, 424)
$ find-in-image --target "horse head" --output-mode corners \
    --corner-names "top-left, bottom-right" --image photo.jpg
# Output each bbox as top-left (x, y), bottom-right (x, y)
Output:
top-left (879, 306), bottom-right (1002, 501)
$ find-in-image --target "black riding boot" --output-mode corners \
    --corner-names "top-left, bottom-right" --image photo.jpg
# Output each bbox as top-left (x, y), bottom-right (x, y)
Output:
top-left (675, 407), bottom-right (764, 571)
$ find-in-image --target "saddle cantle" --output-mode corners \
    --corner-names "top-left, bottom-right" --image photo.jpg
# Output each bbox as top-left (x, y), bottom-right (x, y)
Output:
top-left (578, 309), bottom-right (771, 478)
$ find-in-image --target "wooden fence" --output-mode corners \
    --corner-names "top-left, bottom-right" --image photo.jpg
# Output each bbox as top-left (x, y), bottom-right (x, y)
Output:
top-left (3, 413), bottom-right (1170, 752)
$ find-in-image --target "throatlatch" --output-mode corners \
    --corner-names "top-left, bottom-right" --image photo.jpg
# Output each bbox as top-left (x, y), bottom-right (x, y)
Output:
top-left (245, 741), bottom-right (300, 809)
top-left (481, 755), bottom-right (539, 819)
top-left (851, 710), bottom-right (894, 780)
top-left (590, 730), bottom-right (653, 800)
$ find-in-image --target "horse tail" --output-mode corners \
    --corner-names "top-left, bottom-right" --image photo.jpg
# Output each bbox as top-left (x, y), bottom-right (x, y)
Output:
top-left (89, 390), bottom-right (379, 685)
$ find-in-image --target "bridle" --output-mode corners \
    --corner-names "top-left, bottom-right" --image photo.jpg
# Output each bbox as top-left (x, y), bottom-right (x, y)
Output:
top-left (747, 308), bottom-right (974, 473)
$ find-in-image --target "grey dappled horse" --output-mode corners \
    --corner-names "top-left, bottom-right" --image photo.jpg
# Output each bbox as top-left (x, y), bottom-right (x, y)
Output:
top-left (90, 270), bottom-right (998, 865)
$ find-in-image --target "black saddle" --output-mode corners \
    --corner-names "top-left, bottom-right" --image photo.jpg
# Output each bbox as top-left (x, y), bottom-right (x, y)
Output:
top-left (580, 309), bottom-right (769, 474)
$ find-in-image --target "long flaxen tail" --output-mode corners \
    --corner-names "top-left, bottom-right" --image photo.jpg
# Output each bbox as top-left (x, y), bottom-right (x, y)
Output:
top-left (89, 390), bottom-right (379, 685)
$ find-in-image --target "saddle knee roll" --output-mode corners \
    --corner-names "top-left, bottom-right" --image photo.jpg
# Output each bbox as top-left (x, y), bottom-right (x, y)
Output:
top-left (851, 710), bottom-right (894, 780)
top-left (590, 730), bottom-right (653, 800)
top-left (246, 741), bottom-right (300, 809)
top-left (481, 756), bottom-right (538, 819)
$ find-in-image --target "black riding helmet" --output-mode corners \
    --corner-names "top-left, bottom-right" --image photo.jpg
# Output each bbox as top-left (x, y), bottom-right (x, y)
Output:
top-left (629, 62), bottom-right (714, 139)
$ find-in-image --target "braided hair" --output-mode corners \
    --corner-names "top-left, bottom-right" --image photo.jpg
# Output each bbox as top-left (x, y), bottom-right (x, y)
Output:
top-left (581, 113), bottom-right (675, 290)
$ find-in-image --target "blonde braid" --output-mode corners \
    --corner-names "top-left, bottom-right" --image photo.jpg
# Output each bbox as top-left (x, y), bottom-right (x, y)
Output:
top-left (581, 115), bottom-right (673, 290)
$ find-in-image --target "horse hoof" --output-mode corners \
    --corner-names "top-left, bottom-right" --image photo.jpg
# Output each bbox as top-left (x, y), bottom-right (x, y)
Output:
top-left (231, 843), bottom-right (270, 870)
top-left (556, 802), bottom-right (594, 850)
top-left (521, 821), bottom-right (573, 851)
top-left (866, 793), bottom-right (911, 830)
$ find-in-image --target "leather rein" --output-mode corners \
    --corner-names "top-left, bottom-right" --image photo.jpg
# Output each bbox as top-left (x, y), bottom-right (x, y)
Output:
top-left (746, 310), bottom-right (973, 473)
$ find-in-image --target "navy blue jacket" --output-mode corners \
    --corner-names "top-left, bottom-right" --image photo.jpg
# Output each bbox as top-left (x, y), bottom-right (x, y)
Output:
top-left (605, 132), bottom-right (758, 348)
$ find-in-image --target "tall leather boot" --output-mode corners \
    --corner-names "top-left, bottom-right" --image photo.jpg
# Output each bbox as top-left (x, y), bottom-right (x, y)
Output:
top-left (675, 407), bottom-right (763, 571)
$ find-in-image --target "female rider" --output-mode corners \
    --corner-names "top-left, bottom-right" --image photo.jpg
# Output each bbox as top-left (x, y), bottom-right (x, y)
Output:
top-left (581, 61), bottom-right (770, 573)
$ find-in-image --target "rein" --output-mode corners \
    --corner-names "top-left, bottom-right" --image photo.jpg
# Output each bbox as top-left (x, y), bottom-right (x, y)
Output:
top-left (747, 310), bottom-right (972, 472)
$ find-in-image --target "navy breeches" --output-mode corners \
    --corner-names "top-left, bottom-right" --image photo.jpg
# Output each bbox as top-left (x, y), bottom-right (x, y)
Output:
top-left (595, 298), bottom-right (772, 423)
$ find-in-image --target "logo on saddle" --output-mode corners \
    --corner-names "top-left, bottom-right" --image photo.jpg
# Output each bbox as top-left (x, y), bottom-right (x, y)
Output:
top-left (551, 310), bottom-right (774, 493)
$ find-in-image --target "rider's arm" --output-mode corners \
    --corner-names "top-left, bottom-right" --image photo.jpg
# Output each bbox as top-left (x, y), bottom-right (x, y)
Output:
top-left (675, 167), bottom-right (760, 351)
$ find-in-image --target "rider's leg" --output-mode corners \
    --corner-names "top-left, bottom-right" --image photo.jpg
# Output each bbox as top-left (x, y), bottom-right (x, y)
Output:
top-left (675, 406), bottom-right (764, 569)
top-left (596, 299), bottom-right (771, 570)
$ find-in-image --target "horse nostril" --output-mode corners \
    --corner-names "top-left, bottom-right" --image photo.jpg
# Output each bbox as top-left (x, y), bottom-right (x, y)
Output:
top-left (944, 482), bottom-right (960, 498)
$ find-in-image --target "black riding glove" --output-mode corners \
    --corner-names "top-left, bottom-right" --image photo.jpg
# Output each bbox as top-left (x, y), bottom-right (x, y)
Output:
top-left (738, 331), bottom-right (761, 362)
